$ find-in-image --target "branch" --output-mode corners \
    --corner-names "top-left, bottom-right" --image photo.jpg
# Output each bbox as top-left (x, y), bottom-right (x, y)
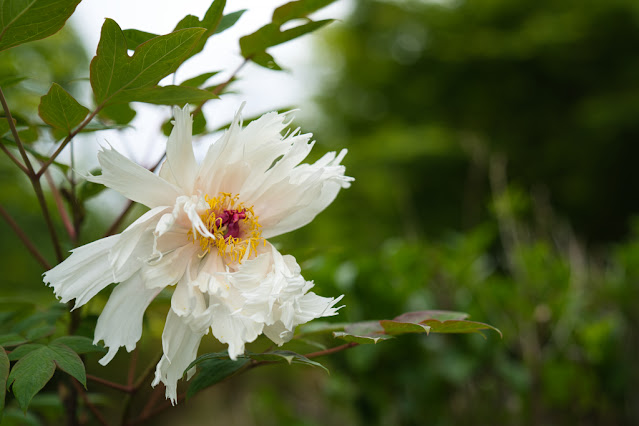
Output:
top-left (43, 167), bottom-right (76, 241)
top-left (86, 374), bottom-right (133, 393)
top-left (304, 342), bottom-right (359, 359)
top-left (0, 141), bottom-right (28, 174)
top-left (36, 107), bottom-right (101, 178)
top-left (0, 204), bottom-right (51, 269)
top-left (71, 380), bottom-right (109, 426)
top-left (0, 88), bottom-right (63, 261)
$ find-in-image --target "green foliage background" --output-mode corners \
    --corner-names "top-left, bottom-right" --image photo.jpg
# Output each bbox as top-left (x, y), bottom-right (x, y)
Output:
top-left (1, 0), bottom-right (639, 424)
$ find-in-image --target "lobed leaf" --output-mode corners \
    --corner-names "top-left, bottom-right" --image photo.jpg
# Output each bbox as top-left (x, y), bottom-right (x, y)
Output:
top-left (38, 83), bottom-right (89, 136)
top-left (239, 19), bottom-right (333, 59)
top-left (51, 336), bottom-right (106, 354)
top-left (0, 0), bottom-right (82, 52)
top-left (186, 358), bottom-right (247, 399)
top-left (272, 0), bottom-right (339, 25)
top-left (251, 51), bottom-right (283, 71)
top-left (0, 347), bottom-right (8, 421)
top-left (47, 343), bottom-right (86, 387)
top-left (99, 103), bottom-right (136, 125)
top-left (0, 333), bottom-right (27, 347)
top-left (333, 321), bottom-right (393, 344)
top-left (7, 344), bottom-right (44, 361)
top-left (180, 71), bottom-right (220, 88)
top-left (90, 19), bottom-right (206, 106)
top-left (422, 319), bottom-right (502, 337)
top-left (7, 347), bottom-right (56, 412)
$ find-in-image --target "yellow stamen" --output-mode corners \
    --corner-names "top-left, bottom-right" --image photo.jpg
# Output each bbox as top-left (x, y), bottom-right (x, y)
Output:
top-left (188, 193), bottom-right (263, 263)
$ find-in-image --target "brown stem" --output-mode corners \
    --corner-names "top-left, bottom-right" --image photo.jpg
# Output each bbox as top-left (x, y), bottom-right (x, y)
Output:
top-left (127, 348), bottom-right (138, 387)
top-left (192, 59), bottom-right (249, 117)
top-left (0, 204), bottom-right (51, 269)
top-left (87, 374), bottom-right (133, 393)
top-left (133, 352), bottom-right (162, 391)
top-left (43, 167), bottom-right (76, 241)
top-left (0, 141), bottom-right (28, 174)
top-left (72, 380), bottom-right (109, 426)
top-left (304, 342), bottom-right (359, 359)
top-left (0, 88), bottom-right (63, 261)
top-left (36, 107), bottom-right (101, 178)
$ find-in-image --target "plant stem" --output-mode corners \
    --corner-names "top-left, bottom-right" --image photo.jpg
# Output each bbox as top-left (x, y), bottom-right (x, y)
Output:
top-left (304, 342), bottom-right (359, 359)
top-left (0, 87), bottom-right (63, 262)
top-left (43, 167), bottom-right (76, 241)
top-left (72, 380), bottom-right (109, 426)
top-left (87, 374), bottom-right (133, 393)
top-left (0, 204), bottom-right (51, 269)
top-left (0, 141), bottom-right (28, 174)
top-left (36, 107), bottom-right (101, 178)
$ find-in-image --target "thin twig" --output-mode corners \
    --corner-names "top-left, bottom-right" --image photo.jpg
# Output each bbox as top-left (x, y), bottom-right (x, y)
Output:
top-left (0, 88), bottom-right (63, 261)
top-left (128, 348), bottom-right (139, 388)
top-left (192, 59), bottom-right (249, 117)
top-left (36, 108), bottom-right (100, 178)
top-left (133, 352), bottom-right (162, 391)
top-left (130, 391), bottom-right (184, 426)
top-left (0, 141), bottom-right (28, 174)
top-left (43, 167), bottom-right (76, 241)
top-left (87, 374), bottom-right (133, 393)
top-left (305, 342), bottom-right (359, 359)
top-left (72, 380), bottom-right (109, 426)
top-left (0, 204), bottom-right (51, 269)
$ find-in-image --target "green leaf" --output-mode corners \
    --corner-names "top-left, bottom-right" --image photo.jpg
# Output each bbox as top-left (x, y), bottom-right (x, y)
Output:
top-left (76, 177), bottom-right (107, 202)
top-left (114, 85), bottom-right (217, 106)
top-left (121, 29), bottom-right (157, 50)
top-left (0, 117), bottom-right (12, 137)
top-left (186, 351), bottom-right (231, 371)
top-left (393, 310), bottom-right (470, 323)
top-left (0, 346), bottom-right (8, 421)
top-left (0, 75), bottom-right (26, 87)
top-left (7, 344), bottom-right (44, 361)
top-left (38, 83), bottom-right (89, 136)
top-left (0, 334), bottom-right (27, 347)
top-left (24, 325), bottom-right (54, 341)
top-left (216, 10), bottom-right (246, 34)
top-left (7, 347), bottom-right (56, 412)
top-left (272, 0), bottom-right (338, 24)
top-left (51, 336), bottom-right (106, 354)
top-left (47, 343), bottom-right (86, 387)
top-left (251, 350), bottom-right (329, 373)
top-left (251, 51), bottom-right (283, 71)
top-left (122, 9), bottom-right (244, 52)
top-left (186, 358), bottom-right (247, 399)
top-left (0, 0), bottom-right (82, 52)
top-left (6, 343), bottom-right (87, 412)
top-left (240, 19), bottom-right (333, 59)
top-left (422, 319), bottom-right (502, 337)
top-left (180, 71), bottom-right (220, 88)
top-left (99, 103), bottom-right (136, 125)
top-left (333, 321), bottom-right (393, 344)
top-left (379, 321), bottom-right (430, 336)
top-left (172, 0), bottom-right (225, 59)
top-left (90, 19), bottom-right (206, 106)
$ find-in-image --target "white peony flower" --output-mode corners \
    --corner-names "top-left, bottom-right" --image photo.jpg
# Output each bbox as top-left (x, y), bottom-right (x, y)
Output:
top-left (43, 105), bottom-right (352, 403)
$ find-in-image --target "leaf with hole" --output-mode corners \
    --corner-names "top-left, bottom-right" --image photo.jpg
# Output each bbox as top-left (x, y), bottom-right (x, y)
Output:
top-left (90, 19), bottom-right (206, 106)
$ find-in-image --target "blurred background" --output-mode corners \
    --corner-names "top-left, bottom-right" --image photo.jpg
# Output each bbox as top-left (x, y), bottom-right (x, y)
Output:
top-left (2, 0), bottom-right (639, 424)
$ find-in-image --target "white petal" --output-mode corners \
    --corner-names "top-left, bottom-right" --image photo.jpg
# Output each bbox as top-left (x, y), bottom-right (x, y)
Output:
top-left (263, 321), bottom-right (294, 346)
top-left (159, 106), bottom-right (197, 193)
top-left (43, 236), bottom-right (137, 309)
top-left (152, 309), bottom-right (205, 404)
top-left (209, 302), bottom-right (263, 360)
top-left (94, 272), bottom-right (161, 365)
top-left (87, 146), bottom-right (183, 208)
top-left (110, 206), bottom-right (168, 271)
top-left (141, 244), bottom-right (197, 289)
top-left (250, 149), bottom-right (352, 238)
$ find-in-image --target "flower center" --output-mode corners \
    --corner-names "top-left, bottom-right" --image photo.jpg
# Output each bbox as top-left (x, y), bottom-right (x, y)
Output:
top-left (192, 192), bottom-right (263, 263)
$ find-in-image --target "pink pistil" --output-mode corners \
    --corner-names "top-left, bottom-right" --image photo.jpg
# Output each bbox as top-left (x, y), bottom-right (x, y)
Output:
top-left (217, 209), bottom-right (246, 239)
